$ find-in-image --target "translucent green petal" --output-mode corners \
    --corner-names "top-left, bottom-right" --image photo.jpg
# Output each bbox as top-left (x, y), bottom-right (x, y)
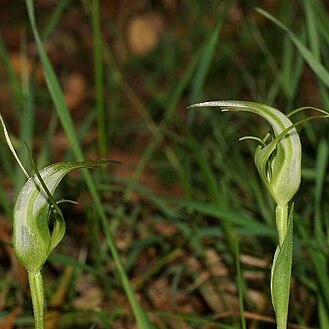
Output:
top-left (13, 160), bottom-right (119, 273)
top-left (189, 100), bottom-right (301, 206)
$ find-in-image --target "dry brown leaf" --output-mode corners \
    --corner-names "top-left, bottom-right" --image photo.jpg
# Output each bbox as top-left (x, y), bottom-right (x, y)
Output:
top-left (126, 13), bottom-right (164, 56)
top-left (73, 274), bottom-right (103, 310)
top-left (110, 148), bottom-right (183, 199)
top-left (63, 72), bottom-right (87, 111)
top-left (148, 277), bottom-right (172, 310)
top-left (45, 311), bottom-right (61, 329)
top-left (115, 227), bottom-right (133, 251)
top-left (247, 289), bottom-right (267, 310)
top-left (186, 255), bottom-right (239, 313)
top-left (10, 53), bottom-right (44, 84)
top-left (152, 222), bottom-right (178, 236)
top-left (0, 308), bottom-right (21, 329)
top-left (205, 249), bottom-right (229, 277)
top-left (73, 286), bottom-right (103, 310)
top-left (240, 253), bottom-right (269, 269)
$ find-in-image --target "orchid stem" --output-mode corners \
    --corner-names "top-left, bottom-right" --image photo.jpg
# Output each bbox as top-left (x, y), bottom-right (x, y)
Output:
top-left (28, 271), bottom-right (45, 329)
top-left (274, 203), bottom-right (291, 329)
top-left (275, 204), bottom-right (288, 247)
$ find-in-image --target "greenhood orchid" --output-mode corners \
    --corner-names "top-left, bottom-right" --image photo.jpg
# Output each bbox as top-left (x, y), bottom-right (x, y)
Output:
top-left (189, 100), bottom-right (328, 329)
top-left (1, 113), bottom-right (119, 329)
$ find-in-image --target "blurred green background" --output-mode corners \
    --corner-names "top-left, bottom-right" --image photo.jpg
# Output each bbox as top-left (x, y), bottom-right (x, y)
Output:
top-left (0, 0), bottom-right (329, 328)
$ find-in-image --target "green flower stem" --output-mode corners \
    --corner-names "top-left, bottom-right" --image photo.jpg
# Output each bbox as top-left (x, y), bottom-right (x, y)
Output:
top-left (28, 271), bottom-right (45, 329)
top-left (189, 101), bottom-right (329, 329)
top-left (272, 204), bottom-right (293, 329)
top-left (275, 204), bottom-right (289, 247)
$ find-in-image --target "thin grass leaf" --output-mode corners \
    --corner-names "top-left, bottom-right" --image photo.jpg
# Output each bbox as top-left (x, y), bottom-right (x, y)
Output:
top-left (189, 133), bottom-right (240, 255)
top-left (302, 0), bottom-right (329, 130)
top-left (314, 140), bottom-right (328, 238)
top-left (311, 0), bottom-right (329, 47)
top-left (311, 251), bottom-right (329, 312)
top-left (0, 182), bottom-right (12, 218)
top-left (189, 135), bottom-right (223, 207)
top-left (13, 160), bottom-right (117, 273)
top-left (42, 0), bottom-right (70, 39)
top-left (25, 0), bottom-right (82, 158)
top-left (248, 18), bottom-right (293, 100)
top-left (0, 114), bottom-right (29, 179)
top-left (303, 0), bottom-right (320, 60)
top-left (24, 1), bottom-right (153, 327)
top-left (124, 6), bottom-right (231, 199)
top-left (16, 44), bottom-right (35, 191)
top-left (235, 241), bottom-right (247, 329)
top-left (91, 0), bottom-right (106, 156)
top-left (256, 8), bottom-right (329, 89)
top-left (0, 37), bottom-right (22, 112)
top-left (189, 1), bottom-right (232, 103)
top-left (49, 252), bottom-right (96, 274)
top-left (179, 199), bottom-right (275, 237)
top-left (318, 296), bottom-right (329, 329)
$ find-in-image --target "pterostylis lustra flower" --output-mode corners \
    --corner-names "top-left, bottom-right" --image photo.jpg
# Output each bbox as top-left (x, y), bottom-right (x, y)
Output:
top-left (0, 114), bottom-right (119, 329)
top-left (188, 100), bottom-right (329, 329)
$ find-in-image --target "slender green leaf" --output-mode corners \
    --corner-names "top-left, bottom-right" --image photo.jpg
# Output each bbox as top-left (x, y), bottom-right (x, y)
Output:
top-left (270, 206), bottom-right (293, 329)
top-left (189, 2), bottom-right (232, 103)
top-left (235, 241), bottom-right (246, 329)
top-left (24, 1), bottom-right (153, 327)
top-left (179, 199), bottom-right (275, 237)
top-left (91, 0), bottom-right (106, 155)
top-left (303, 0), bottom-right (320, 60)
top-left (256, 8), bottom-right (329, 89)
top-left (42, 0), bottom-right (70, 39)
top-left (314, 140), bottom-right (328, 238)
top-left (319, 295), bottom-right (329, 329)
top-left (124, 6), bottom-right (232, 198)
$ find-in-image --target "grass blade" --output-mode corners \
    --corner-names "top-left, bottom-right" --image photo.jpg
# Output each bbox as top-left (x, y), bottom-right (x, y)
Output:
top-left (24, 1), bottom-right (152, 327)
top-left (235, 241), bottom-right (246, 329)
top-left (189, 2), bottom-right (232, 103)
top-left (0, 37), bottom-right (22, 112)
top-left (42, 0), bottom-right (70, 39)
top-left (256, 8), bottom-right (329, 89)
top-left (91, 0), bottom-right (106, 156)
top-left (179, 199), bottom-right (275, 237)
top-left (314, 140), bottom-right (328, 238)
top-left (124, 5), bottom-right (231, 199)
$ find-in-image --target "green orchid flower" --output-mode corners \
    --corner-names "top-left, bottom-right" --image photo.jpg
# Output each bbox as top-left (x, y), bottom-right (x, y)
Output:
top-left (14, 160), bottom-right (117, 329)
top-left (189, 100), bottom-right (328, 329)
top-left (13, 160), bottom-right (117, 274)
top-left (1, 113), bottom-right (119, 329)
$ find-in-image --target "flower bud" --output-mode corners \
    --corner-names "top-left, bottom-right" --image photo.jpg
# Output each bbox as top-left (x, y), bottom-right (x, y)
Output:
top-left (189, 100), bottom-right (302, 206)
top-left (13, 160), bottom-right (118, 274)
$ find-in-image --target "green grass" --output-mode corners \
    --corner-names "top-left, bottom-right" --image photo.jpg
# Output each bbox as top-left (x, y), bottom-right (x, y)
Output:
top-left (25, 0), bottom-right (152, 328)
top-left (0, 0), bottom-right (329, 328)
top-left (91, 0), bottom-right (106, 156)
